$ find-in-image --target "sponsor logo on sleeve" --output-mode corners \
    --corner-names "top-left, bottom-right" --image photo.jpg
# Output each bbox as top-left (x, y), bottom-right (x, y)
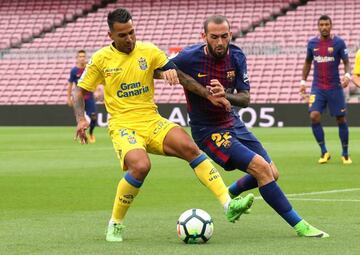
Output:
top-left (243, 72), bottom-right (249, 83)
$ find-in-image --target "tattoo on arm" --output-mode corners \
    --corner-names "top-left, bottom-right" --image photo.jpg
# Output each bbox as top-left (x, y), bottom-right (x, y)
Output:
top-left (226, 90), bottom-right (250, 108)
top-left (177, 69), bottom-right (211, 98)
top-left (73, 86), bottom-right (86, 122)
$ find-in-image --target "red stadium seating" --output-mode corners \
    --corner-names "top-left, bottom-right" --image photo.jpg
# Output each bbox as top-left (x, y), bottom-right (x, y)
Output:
top-left (0, 0), bottom-right (359, 105)
top-left (0, 0), bottom-right (101, 50)
top-left (238, 0), bottom-right (360, 103)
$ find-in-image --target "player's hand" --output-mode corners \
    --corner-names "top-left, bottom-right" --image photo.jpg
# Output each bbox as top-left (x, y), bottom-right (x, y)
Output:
top-left (94, 91), bottom-right (104, 102)
top-left (299, 84), bottom-right (309, 103)
top-left (341, 76), bottom-right (350, 88)
top-left (75, 118), bottom-right (89, 144)
top-left (206, 79), bottom-right (226, 97)
top-left (207, 95), bottom-right (231, 112)
top-left (67, 97), bottom-right (73, 107)
top-left (162, 69), bottom-right (180, 86)
top-left (299, 84), bottom-right (306, 95)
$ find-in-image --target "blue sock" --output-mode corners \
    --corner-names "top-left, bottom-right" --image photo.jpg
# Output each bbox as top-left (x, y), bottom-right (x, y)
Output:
top-left (228, 174), bottom-right (258, 197)
top-left (124, 172), bottom-right (143, 188)
top-left (259, 181), bottom-right (302, 227)
top-left (338, 122), bottom-right (349, 156)
top-left (311, 122), bottom-right (327, 154)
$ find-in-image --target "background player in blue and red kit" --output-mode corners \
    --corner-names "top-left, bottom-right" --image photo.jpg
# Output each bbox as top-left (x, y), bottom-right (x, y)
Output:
top-left (172, 14), bottom-right (328, 238)
top-left (300, 15), bottom-right (352, 164)
top-left (67, 50), bottom-right (97, 143)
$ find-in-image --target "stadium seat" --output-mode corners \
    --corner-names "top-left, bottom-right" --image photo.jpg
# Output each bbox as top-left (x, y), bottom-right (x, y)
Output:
top-left (1, 0), bottom-right (358, 104)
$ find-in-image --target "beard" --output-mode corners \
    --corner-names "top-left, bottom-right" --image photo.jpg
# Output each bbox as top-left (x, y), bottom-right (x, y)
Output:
top-left (207, 43), bottom-right (229, 60)
top-left (321, 31), bottom-right (329, 37)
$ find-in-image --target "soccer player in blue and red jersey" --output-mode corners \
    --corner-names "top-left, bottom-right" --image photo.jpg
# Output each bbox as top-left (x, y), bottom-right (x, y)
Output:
top-left (74, 8), bottom-right (254, 242)
top-left (67, 50), bottom-right (97, 143)
top-left (300, 15), bottom-right (352, 164)
top-left (172, 15), bottom-right (329, 238)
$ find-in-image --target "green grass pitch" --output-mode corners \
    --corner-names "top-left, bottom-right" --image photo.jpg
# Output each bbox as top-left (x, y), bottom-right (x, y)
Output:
top-left (0, 127), bottom-right (359, 255)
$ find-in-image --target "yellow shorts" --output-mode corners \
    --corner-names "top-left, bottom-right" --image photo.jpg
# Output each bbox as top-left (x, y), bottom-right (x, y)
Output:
top-left (108, 115), bottom-right (178, 170)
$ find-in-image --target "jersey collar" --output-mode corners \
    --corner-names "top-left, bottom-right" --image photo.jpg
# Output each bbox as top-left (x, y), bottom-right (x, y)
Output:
top-left (110, 42), bottom-right (137, 55)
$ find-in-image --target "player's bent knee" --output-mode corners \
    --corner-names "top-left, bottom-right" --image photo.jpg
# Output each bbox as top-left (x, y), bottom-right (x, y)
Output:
top-left (270, 163), bottom-right (280, 181)
top-left (255, 164), bottom-right (273, 181)
top-left (178, 141), bottom-right (201, 160)
top-left (273, 170), bottom-right (279, 181)
top-left (248, 156), bottom-right (273, 183)
top-left (127, 161), bottom-right (151, 181)
top-left (186, 142), bottom-right (201, 156)
top-left (310, 112), bottom-right (321, 122)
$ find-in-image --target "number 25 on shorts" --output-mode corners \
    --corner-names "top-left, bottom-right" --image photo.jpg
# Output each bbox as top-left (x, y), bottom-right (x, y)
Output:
top-left (211, 132), bottom-right (232, 148)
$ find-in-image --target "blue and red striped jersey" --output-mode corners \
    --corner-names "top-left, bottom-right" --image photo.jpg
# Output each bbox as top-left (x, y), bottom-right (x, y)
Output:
top-left (172, 43), bottom-right (249, 128)
top-left (306, 35), bottom-right (348, 90)
top-left (69, 66), bottom-right (92, 99)
top-left (69, 66), bottom-right (84, 84)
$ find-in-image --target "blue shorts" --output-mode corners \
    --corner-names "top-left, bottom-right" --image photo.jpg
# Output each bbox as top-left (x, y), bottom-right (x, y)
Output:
top-left (85, 96), bottom-right (97, 117)
top-left (309, 88), bottom-right (346, 117)
top-left (192, 125), bottom-right (271, 172)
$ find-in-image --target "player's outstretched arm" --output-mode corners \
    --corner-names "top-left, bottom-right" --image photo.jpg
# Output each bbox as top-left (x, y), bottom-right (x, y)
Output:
top-left (207, 79), bottom-right (249, 108)
top-left (73, 86), bottom-right (89, 144)
top-left (225, 90), bottom-right (250, 107)
top-left (300, 59), bottom-right (312, 101)
top-left (153, 68), bottom-right (179, 85)
top-left (67, 82), bottom-right (74, 107)
top-left (154, 69), bottom-right (231, 111)
top-left (176, 69), bottom-right (231, 111)
top-left (341, 58), bottom-right (351, 88)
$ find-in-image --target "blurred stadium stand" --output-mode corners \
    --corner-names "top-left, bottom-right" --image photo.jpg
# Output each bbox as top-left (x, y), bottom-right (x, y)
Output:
top-left (0, 0), bottom-right (359, 105)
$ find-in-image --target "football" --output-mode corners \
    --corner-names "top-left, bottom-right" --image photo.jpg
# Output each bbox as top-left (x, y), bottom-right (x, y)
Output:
top-left (176, 208), bottom-right (214, 244)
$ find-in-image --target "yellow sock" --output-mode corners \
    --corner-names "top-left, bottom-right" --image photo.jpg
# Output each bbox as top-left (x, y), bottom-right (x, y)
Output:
top-left (190, 154), bottom-right (230, 206)
top-left (111, 172), bottom-right (142, 223)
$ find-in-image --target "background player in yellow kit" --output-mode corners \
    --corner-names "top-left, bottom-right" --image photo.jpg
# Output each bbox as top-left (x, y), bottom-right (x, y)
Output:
top-left (352, 48), bottom-right (360, 87)
top-left (73, 8), bottom-right (254, 242)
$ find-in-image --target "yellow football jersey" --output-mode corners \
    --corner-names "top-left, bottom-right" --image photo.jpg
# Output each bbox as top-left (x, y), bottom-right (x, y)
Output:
top-left (353, 49), bottom-right (360, 75)
top-left (78, 41), bottom-right (168, 126)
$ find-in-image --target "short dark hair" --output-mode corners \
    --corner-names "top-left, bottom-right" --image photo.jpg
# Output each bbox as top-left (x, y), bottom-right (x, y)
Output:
top-left (203, 15), bottom-right (230, 33)
top-left (77, 49), bottom-right (86, 55)
top-left (107, 8), bottom-right (132, 31)
top-left (318, 15), bottom-right (332, 25)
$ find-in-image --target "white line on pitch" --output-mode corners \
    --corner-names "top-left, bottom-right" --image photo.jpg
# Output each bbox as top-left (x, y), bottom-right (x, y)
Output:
top-left (286, 188), bottom-right (360, 197)
top-left (288, 198), bottom-right (360, 202)
top-left (254, 188), bottom-right (360, 200)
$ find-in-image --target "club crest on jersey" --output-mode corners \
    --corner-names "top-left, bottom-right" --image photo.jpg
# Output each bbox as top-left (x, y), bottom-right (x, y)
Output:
top-left (223, 140), bottom-right (232, 148)
top-left (328, 47), bottom-right (334, 54)
top-left (226, 70), bottom-right (235, 82)
top-left (128, 135), bottom-right (137, 144)
top-left (138, 57), bottom-right (148, 70)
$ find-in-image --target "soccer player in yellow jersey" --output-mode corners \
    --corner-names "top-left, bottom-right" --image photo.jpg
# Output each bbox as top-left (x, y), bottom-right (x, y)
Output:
top-left (352, 49), bottom-right (360, 87)
top-left (73, 8), bottom-right (254, 242)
